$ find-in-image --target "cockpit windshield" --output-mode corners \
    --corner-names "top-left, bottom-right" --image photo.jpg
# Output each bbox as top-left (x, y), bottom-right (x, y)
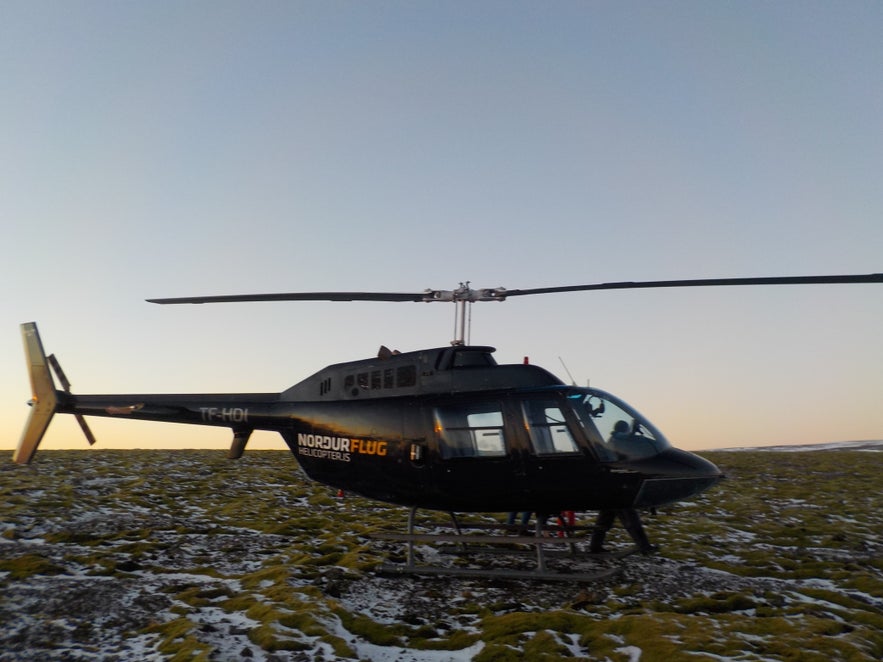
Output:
top-left (566, 388), bottom-right (671, 461)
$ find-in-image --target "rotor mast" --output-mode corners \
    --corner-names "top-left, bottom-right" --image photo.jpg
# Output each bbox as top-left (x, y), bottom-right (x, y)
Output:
top-left (420, 282), bottom-right (508, 345)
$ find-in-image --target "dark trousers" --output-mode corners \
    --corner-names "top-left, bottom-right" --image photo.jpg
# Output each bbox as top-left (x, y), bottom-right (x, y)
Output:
top-left (591, 508), bottom-right (653, 552)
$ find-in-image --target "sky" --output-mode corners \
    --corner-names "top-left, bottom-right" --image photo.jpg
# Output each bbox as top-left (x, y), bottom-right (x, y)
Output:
top-left (1, 1), bottom-right (881, 456)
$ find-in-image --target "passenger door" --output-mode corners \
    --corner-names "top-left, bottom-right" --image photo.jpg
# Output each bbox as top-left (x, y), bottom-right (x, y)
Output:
top-left (429, 398), bottom-right (526, 511)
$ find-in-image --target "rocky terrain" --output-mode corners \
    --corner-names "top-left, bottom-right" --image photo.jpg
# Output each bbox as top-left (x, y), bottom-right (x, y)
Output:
top-left (1, 446), bottom-right (881, 661)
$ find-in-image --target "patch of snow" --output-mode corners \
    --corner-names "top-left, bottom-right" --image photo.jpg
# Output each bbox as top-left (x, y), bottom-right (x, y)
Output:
top-left (614, 644), bottom-right (642, 661)
top-left (349, 639), bottom-right (486, 662)
top-left (180, 603), bottom-right (267, 661)
top-left (560, 632), bottom-right (586, 657)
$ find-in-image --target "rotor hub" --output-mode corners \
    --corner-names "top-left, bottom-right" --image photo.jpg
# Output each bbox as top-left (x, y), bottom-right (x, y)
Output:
top-left (422, 283), bottom-right (508, 303)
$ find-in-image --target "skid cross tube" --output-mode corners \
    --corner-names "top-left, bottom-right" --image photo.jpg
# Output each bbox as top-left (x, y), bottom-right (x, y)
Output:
top-left (375, 509), bottom-right (629, 581)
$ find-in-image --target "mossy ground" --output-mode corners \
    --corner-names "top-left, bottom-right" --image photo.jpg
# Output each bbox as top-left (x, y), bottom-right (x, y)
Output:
top-left (0, 448), bottom-right (880, 660)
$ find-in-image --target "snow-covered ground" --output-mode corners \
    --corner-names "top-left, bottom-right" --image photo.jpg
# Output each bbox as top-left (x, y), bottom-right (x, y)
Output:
top-left (1, 448), bottom-right (881, 660)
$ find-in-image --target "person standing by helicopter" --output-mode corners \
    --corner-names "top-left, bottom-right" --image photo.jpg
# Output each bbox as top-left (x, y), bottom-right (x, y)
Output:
top-left (590, 508), bottom-right (657, 554)
top-left (590, 419), bottom-right (659, 554)
top-left (506, 511), bottom-right (532, 534)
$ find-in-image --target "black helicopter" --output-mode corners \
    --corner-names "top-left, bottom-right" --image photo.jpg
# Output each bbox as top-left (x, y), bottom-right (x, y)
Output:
top-left (14, 273), bottom-right (882, 579)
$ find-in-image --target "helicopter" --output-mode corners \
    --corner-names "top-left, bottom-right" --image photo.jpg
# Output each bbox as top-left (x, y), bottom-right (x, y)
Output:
top-left (13, 273), bottom-right (882, 579)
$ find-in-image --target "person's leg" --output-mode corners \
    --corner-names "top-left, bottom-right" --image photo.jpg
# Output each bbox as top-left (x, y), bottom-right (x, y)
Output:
top-left (618, 509), bottom-right (658, 554)
top-left (590, 510), bottom-right (616, 552)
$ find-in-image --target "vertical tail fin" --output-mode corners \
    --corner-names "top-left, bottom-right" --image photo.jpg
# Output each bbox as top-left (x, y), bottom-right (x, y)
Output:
top-left (13, 323), bottom-right (60, 464)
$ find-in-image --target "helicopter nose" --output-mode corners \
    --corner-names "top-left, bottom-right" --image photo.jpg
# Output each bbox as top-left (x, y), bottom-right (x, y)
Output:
top-left (631, 448), bottom-right (724, 508)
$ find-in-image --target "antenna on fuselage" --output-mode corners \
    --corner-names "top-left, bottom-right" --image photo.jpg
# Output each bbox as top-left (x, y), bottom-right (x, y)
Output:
top-left (558, 356), bottom-right (577, 386)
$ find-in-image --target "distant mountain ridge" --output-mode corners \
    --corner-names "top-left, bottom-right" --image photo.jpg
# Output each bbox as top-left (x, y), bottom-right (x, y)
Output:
top-left (716, 439), bottom-right (883, 452)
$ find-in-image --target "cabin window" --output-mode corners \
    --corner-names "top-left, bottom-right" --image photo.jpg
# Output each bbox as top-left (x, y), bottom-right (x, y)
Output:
top-left (434, 403), bottom-right (507, 458)
top-left (345, 365), bottom-right (418, 392)
top-left (396, 365), bottom-right (417, 387)
top-left (452, 351), bottom-right (495, 367)
top-left (522, 400), bottom-right (579, 455)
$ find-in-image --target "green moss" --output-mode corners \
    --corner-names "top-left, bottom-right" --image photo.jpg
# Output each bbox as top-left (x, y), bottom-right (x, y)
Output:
top-left (587, 614), bottom-right (687, 659)
top-left (247, 624), bottom-right (309, 652)
top-left (305, 551), bottom-right (344, 566)
top-left (667, 591), bottom-right (756, 614)
top-left (523, 630), bottom-right (571, 658)
top-left (142, 617), bottom-right (212, 659)
top-left (219, 594), bottom-right (257, 613)
top-left (472, 646), bottom-right (526, 662)
top-left (294, 585), bottom-right (327, 601)
top-left (410, 629), bottom-right (480, 651)
top-left (335, 608), bottom-right (405, 646)
top-left (309, 494), bottom-right (338, 508)
top-left (166, 637), bottom-right (213, 662)
top-left (480, 610), bottom-right (572, 640)
top-left (240, 564), bottom-right (290, 589)
top-left (0, 553), bottom-right (65, 579)
top-left (319, 633), bottom-right (358, 659)
top-left (277, 611), bottom-right (326, 638)
top-left (175, 584), bottom-right (234, 607)
top-left (244, 601), bottom-right (280, 624)
top-left (43, 530), bottom-right (103, 545)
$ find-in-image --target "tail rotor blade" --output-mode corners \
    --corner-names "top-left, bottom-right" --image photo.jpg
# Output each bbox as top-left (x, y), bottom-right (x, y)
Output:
top-left (48, 354), bottom-right (96, 446)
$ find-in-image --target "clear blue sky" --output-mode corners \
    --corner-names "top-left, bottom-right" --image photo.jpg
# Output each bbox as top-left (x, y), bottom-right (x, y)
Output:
top-left (2, 1), bottom-right (881, 453)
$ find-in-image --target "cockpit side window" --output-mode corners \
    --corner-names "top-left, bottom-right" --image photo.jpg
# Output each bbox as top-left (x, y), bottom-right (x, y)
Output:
top-left (522, 399), bottom-right (579, 455)
top-left (434, 403), bottom-right (507, 459)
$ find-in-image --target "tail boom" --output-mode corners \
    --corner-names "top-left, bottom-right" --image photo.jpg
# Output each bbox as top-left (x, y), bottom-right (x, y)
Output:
top-left (13, 323), bottom-right (284, 464)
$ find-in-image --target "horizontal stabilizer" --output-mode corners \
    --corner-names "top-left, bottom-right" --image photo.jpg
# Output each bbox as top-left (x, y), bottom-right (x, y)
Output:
top-left (14, 323), bottom-right (59, 464)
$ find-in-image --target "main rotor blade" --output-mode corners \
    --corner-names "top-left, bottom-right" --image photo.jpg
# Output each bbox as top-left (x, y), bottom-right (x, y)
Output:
top-left (501, 273), bottom-right (883, 298)
top-left (147, 291), bottom-right (428, 304)
top-left (147, 273), bottom-right (883, 305)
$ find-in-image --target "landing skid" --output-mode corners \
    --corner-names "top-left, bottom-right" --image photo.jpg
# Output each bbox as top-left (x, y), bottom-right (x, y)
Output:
top-left (378, 561), bottom-right (621, 582)
top-left (373, 507), bottom-right (633, 582)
